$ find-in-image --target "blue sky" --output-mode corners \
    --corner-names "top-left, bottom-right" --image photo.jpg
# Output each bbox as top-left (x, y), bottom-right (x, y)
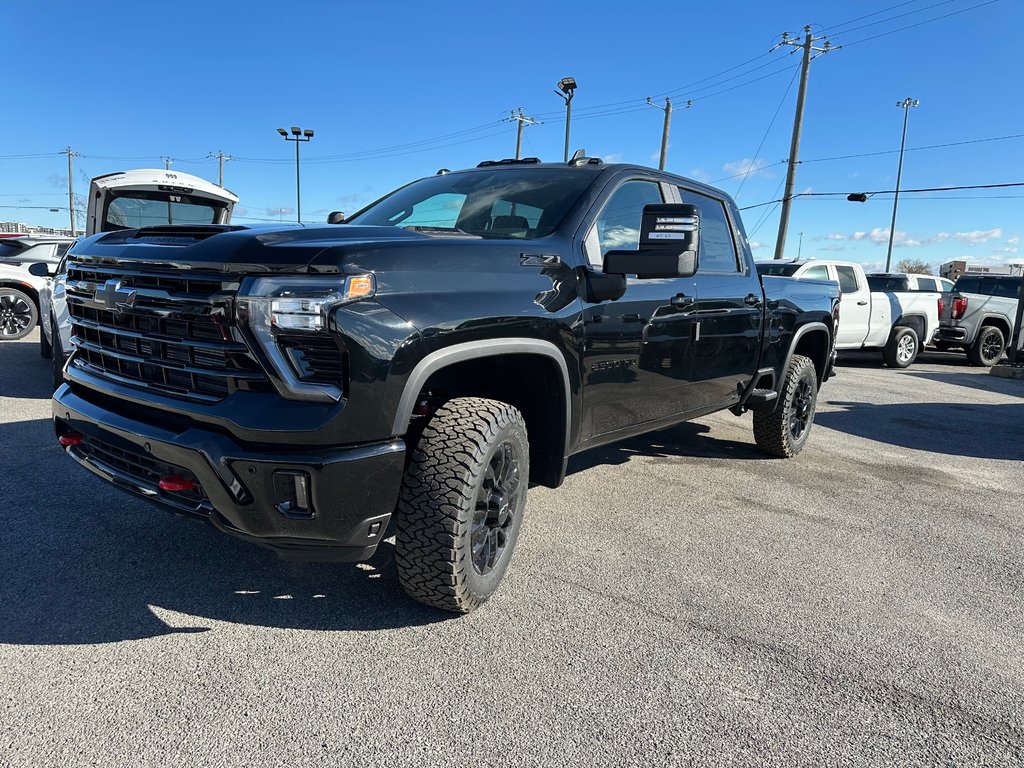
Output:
top-left (1, 0), bottom-right (1021, 272)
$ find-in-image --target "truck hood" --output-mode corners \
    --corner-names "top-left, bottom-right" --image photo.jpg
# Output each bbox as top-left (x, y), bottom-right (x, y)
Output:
top-left (67, 224), bottom-right (431, 274)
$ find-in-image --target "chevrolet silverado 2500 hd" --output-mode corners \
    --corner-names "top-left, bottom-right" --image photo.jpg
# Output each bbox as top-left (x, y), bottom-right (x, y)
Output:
top-left (53, 159), bottom-right (839, 612)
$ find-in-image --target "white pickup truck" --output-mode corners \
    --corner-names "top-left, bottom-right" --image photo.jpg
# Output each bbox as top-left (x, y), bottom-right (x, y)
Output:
top-left (757, 259), bottom-right (941, 368)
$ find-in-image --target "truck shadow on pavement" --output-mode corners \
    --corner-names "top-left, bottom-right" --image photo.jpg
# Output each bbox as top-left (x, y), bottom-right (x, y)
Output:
top-left (0, 337), bottom-right (53, 399)
top-left (566, 420), bottom-right (766, 476)
top-left (0, 418), bottom-right (451, 645)
top-left (816, 401), bottom-right (1024, 460)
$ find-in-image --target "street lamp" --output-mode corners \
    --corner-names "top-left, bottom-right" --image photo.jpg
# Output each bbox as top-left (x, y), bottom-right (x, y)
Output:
top-left (885, 98), bottom-right (919, 271)
top-left (554, 77), bottom-right (577, 163)
top-left (277, 126), bottom-right (314, 223)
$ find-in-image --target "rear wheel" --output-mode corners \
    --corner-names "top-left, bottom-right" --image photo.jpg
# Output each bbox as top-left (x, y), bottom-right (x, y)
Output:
top-left (753, 354), bottom-right (818, 458)
top-left (395, 397), bottom-right (529, 613)
top-left (0, 287), bottom-right (37, 341)
top-left (967, 325), bottom-right (1006, 367)
top-left (883, 326), bottom-right (919, 368)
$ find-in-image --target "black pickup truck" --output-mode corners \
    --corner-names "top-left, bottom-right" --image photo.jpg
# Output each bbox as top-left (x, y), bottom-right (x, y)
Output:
top-left (52, 158), bottom-right (839, 612)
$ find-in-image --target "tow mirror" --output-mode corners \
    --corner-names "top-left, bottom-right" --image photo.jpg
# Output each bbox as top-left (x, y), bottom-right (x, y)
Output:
top-left (28, 262), bottom-right (54, 277)
top-left (603, 203), bottom-right (699, 279)
top-left (327, 211), bottom-right (346, 224)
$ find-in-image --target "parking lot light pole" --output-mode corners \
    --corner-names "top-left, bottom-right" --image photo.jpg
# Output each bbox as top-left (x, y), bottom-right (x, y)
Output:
top-left (885, 98), bottom-right (919, 272)
top-left (277, 126), bottom-right (314, 223)
top-left (554, 77), bottom-right (577, 162)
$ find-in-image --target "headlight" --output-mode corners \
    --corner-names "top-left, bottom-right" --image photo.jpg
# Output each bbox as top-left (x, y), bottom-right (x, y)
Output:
top-left (237, 274), bottom-right (375, 402)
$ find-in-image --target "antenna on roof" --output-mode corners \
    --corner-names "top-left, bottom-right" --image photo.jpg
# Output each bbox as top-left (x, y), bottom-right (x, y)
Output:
top-left (570, 148), bottom-right (586, 163)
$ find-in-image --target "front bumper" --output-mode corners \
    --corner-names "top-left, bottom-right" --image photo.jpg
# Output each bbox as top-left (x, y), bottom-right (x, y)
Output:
top-left (53, 385), bottom-right (406, 562)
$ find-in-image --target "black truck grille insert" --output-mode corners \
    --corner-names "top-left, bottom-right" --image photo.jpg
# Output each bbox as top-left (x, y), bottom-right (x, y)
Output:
top-left (65, 263), bottom-right (267, 401)
top-left (77, 433), bottom-right (209, 510)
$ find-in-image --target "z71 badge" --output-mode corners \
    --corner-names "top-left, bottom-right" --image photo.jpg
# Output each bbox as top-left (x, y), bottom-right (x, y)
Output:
top-left (591, 358), bottom-right (637, 372)
top-left (520, 254), bottom-right (561, 267)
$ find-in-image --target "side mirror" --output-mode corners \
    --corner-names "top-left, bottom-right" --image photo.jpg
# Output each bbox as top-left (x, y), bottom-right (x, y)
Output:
top-left (327, 211), bottom-right (346, 224)
top-left (28, 262), bottom-right (54, 277)
top-left (603, 203), bottom-right (699, 279)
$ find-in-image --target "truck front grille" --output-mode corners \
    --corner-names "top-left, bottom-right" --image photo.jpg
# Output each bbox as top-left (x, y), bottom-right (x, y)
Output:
top-left (65, 263), bottom-right (268, 402)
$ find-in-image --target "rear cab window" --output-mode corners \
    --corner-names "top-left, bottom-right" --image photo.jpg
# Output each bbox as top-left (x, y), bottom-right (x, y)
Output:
top-left (953, 276), bottom-right (1022, 299)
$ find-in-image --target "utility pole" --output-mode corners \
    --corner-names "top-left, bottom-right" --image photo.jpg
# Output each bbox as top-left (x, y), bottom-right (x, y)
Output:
top-left (208, 150), bottom-right (234, 187)
top-left (798, 232), bottom-right (804, 259)
top-left (161, 156), bottom-right (174, 170)
top-left (885, 98), bottom-right (920, 272)
top-left (62, 147), bottom-right (79, 234)
top-left (647, 97), bottom-right (690, 170)
top-left (772, 26), bottom-right (835, 260)
top-left (507, 109), bottom-right (540, 159)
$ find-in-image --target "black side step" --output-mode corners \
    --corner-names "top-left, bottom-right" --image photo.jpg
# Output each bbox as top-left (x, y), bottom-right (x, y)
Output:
top-left (745, 388), bottom-right (778, 405)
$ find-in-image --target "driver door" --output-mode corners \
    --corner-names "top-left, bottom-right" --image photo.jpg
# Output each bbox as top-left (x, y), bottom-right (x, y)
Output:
top-left (579, 179), bottom-right (698, 440)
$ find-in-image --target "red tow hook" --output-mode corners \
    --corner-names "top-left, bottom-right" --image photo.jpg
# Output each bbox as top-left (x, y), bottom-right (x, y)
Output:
top-left (158, 475), bottom-right (196, 492)
top-left (58, 432), bottom-right (84, 447)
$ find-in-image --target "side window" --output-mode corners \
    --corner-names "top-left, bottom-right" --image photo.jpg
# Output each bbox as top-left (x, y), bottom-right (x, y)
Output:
top-left (56, 243), bottom-right (73, 258)
top-left (938, 279), bottom-right (954, 292)
top-left (915, 277), bottom-right (937, 291)
top-left (835, 266), bottom-right (861, 293)
top-left (679, 188), bottom-right (739, 272)
top-left (587, 180), bottom-right (663, 265)
top-left (801, 265), bottom-right (830, 281)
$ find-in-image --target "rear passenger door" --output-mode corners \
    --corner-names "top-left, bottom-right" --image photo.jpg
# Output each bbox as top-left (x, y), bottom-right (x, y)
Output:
top-left (680, 187), bottom-right (763, 409)
top-left (833, 265), bottom-right (872, 346)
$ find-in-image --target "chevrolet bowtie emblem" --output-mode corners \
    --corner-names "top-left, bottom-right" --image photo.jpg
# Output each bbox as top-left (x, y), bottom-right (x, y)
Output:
top-left (99, 279), bottom-right (138, 313)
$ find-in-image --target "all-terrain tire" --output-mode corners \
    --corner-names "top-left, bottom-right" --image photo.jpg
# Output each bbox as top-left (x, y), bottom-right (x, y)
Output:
top-left (0, 287), bottom-right (37, 341)
top-left (753, 354), bottom-right (818, 458)
top-left (883, 325), bottom-right (920, 369)
top-left (395, 397), bottom-right (529, 613)
top-left (966, 325), bottom-right (1005, 367)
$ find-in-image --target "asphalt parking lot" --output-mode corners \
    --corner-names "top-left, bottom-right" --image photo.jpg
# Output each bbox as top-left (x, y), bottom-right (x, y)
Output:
top-left (1, 330), bottom-right (1022, 767)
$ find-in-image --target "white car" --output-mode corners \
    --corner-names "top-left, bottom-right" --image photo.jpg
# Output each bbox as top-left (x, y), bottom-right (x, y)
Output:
top-left (0, 235), bottom-right (75, 341)
top-left (36, 168), bottom-right (239, 390)
top-left (757, 259), bottom-right (942, 368)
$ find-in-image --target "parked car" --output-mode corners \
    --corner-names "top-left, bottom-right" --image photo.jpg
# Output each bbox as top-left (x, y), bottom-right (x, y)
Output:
top-left (757, 259), bottom-right (942, 368)
top-left (30, 254), bottom-right (73, 390)
top-left (0, 236), bottom-right (75, 341)
top-left (52, 158), bottom-right (839, 613)
top-left (937, 274), bottom-right (1022, 366)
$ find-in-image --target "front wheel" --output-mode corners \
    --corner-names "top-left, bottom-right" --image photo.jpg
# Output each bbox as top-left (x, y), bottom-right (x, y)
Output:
top-left (395, 397), bottom-right (529, 613)
top-left (883, 326), bottom-right (919, 368)
top-left (966, 325), bottom-right (1005, 367)
top-left (753, 354), bottom-right (818, 458)
top-left (0, 287), bottom-right (37, 341)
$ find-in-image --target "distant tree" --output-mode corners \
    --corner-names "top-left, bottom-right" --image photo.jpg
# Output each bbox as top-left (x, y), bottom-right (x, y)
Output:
top-left (896, 258), bottom-right (933, 275)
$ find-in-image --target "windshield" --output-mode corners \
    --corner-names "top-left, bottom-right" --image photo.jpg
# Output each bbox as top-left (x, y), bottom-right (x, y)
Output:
top-left (103, 190), bottom-right (227, 231)
top-left (346, 168), bottom-right (597, 239)
top-left (953, 276), bottom-right (1021, 298)
top-left (755, 262), bottom-right (801, 276)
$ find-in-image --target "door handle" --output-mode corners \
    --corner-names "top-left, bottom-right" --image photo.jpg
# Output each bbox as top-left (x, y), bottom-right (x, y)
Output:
top-left (670, 293), bottom-right (694, 309)
top-left (620, 313), bottom-right (644, 323)
top-left (857, 300), bottom-right (869, 306)
top-left (743, 293), bottom-right (762, 307)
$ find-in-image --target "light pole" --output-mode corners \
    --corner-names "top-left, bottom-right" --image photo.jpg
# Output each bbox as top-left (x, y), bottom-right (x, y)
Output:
top-left (554, 77), bottom-right (577, 162)
top-left (277, 126), bottom-right (314, 223)
top-left (885, 98), bottom-right (919, 271)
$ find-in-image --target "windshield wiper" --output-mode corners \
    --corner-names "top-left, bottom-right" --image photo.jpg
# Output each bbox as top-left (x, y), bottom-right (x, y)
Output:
top-left (402, 226), bottom-right (479, 238)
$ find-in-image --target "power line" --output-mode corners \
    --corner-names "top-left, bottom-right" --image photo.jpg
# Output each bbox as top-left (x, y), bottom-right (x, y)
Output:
top-left (841, 0), bottom-right (1001, 46)
top-left (800, 132), bottom-right (1024, 163)
top-left (734, 66), bottom-right (800, 199)
top-left (821, 0), bottom-right (936, 32)
top-left (739, 181), bottom-right (1024, 209)
top-left (826, 0), bottom-right (960, 36)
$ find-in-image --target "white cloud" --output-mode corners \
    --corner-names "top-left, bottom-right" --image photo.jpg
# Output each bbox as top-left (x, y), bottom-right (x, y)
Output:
top-left (1007, 236), bottom-right (1021, 245)
top-left (603, 153), bottom-right (624, 163)
top-left (994, 246), bottom-right (1019, 254)
top-left (824, 227), bottom-right (1003, 249)
top-left (688, 168), bottom-right (710, 182)
top-left (748, 240), bottom-right (765, 250)
top-left (722, 158), bottom-right (771, 179)
top-left (820, 244), bottom-right (846, 252)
